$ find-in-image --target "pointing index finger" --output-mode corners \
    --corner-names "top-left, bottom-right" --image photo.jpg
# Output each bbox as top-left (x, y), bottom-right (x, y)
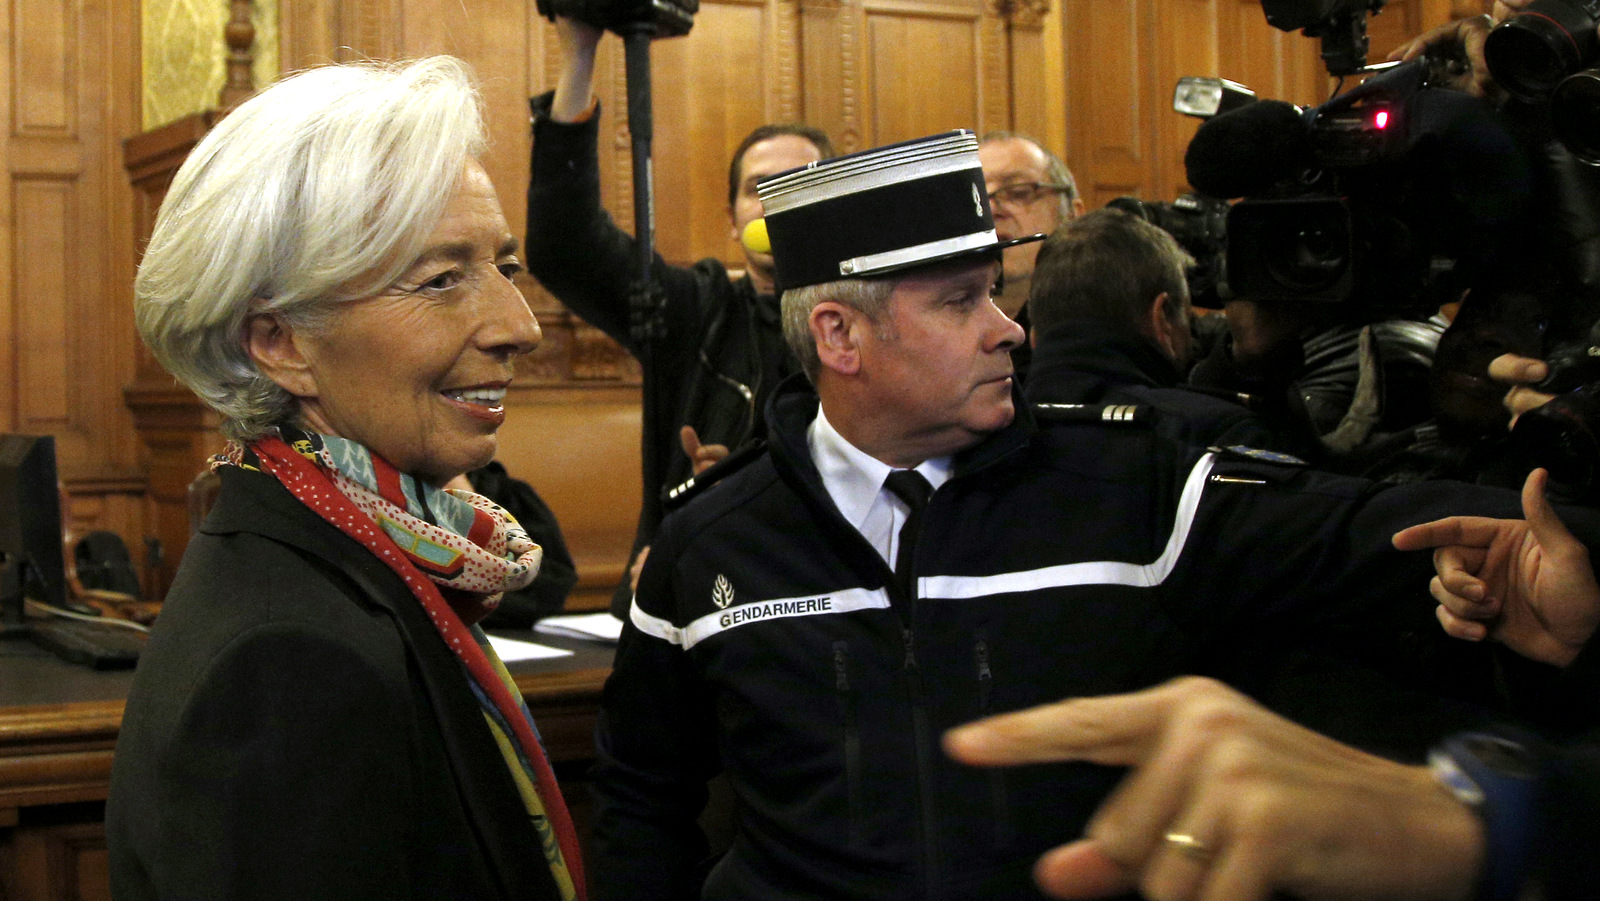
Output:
top-left (945, 684), bottom-right (1183, 769)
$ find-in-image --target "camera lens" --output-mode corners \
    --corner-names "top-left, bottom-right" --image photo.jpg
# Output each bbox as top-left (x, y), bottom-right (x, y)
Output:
top-left (1262, 205), bottom-right (1351, 292)
top-left (1552, 68), bottom-right (1600, 162)
top-left (1484, 0), bottom-right (1600, 101)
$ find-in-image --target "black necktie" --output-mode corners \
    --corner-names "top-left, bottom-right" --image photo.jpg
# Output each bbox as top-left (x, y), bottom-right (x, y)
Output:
top-left (883, 469), bottom-right (933, 600)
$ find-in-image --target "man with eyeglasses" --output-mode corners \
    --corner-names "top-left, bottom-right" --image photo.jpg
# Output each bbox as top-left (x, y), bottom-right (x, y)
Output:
top-left (978, 132), bottom-right (1085, 381)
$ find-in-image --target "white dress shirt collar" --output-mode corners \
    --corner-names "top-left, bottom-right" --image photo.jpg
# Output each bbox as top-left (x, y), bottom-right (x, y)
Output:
top-left (808, 404), bottom-right (952, 563)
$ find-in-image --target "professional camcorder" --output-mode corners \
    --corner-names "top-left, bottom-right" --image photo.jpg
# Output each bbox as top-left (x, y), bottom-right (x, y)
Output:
top-left (1181, 57), bottom-right (1532, 319)
top-left (536, 0), bottom-right (696, 38)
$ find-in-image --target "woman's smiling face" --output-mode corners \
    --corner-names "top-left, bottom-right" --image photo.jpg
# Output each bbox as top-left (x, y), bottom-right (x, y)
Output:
top-left (267, 159), bottom-right (540, 483)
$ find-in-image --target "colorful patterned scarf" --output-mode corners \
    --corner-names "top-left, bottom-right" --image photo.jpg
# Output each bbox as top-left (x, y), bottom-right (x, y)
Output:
top-left (214, 427), bottom-right (585, 901)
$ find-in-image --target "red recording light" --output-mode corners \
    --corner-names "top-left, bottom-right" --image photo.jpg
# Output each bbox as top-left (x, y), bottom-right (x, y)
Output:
top-left (1374, 110), bottom-right (1390, 129)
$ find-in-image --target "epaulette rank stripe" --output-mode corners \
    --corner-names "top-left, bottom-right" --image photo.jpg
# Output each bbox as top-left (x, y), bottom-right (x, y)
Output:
top-left (1032, 402), bottom-right (1151, 424)
top-left (661, 439), bottom-right (770, 512)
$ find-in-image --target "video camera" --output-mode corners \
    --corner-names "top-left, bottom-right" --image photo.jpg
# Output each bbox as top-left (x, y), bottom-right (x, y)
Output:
top-left (1179, 55), bottom-right (1531, 320)
top-left (536, 0), bottom-right (696, 38)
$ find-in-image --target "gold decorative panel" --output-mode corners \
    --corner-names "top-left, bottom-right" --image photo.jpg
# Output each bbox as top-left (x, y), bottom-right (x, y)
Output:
top-left (142, 0), bottom-right (281, 129)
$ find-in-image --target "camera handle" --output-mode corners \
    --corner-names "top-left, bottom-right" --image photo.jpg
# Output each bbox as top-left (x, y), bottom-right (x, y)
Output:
top-left (623, 27), bottom-right (669, 344)
top-left (619, 23), bottom-right (677, 545)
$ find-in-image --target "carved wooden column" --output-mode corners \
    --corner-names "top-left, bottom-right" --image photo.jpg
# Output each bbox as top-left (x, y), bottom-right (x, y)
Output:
top-left (990, 0), bottom-right (1051, 140)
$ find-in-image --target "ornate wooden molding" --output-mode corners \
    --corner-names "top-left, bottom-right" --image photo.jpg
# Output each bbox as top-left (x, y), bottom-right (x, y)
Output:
top-left (980, 10), bottom-right (1011, 131)
top-left (838, 0), bottom-right (862, 152)
top-left (775, 0), bottom-right (803, 122)
top-left (0, 700), bottom-right (122, 810)
top-left (990, 0), bottom-right (1049, 29)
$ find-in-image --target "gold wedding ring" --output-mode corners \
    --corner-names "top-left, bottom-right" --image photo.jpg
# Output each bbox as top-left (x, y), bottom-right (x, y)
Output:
top-left (1162, 831), bottom-right (1215, 862)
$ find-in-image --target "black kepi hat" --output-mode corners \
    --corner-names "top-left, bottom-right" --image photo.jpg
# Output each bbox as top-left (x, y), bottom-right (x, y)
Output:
top-left (755, 130), bottom-right (1043, 291)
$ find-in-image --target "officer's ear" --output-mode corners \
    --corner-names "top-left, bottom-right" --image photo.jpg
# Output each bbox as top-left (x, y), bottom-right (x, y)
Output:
top-left (811, 301), bottom-right (864, 377)
top-left (1147, 292), bottom-right (1182, 362)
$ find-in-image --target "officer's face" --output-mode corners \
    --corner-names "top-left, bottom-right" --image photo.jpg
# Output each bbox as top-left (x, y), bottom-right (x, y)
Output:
top-left (857, 258), bottom-right (1024, 464)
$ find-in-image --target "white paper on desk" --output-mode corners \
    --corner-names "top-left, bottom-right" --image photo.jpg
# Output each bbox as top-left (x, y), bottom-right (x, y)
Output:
top-left (534, 612), bottom-right (624, 643)
top-left (486, 634), bottom-right (574, 661)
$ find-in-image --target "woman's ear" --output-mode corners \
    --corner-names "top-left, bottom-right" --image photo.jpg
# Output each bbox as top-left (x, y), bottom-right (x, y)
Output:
top-left (244, 312), bottom-right (317, 399)
top-left (810, 301), bottom-right (863, 377)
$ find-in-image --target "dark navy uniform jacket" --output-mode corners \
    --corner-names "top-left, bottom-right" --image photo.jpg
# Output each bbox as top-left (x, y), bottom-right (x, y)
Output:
top-left (592, 374), bottom-right (1545, 901)
top-left (1027, 318), bottom-right (1284, 452)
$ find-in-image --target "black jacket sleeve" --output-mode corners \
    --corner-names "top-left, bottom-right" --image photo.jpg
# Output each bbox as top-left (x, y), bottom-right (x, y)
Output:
top-left (525, 92), bottom-right (717, 359)
top-left (138, 622), bottom-right (418, 900)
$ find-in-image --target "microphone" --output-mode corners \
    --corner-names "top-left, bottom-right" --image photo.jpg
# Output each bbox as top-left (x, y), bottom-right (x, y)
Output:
top-left (741, 218), bottom-right (771, 255)
top-left (1183, 100), bottom-right (1315, 200)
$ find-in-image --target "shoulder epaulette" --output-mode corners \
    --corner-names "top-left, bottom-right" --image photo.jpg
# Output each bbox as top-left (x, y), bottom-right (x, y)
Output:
top-left (1031, 402), bottom-right (1151, 425)
top-left (661, 439), bottom-right (769, 512)
top-left (1209, 444), bottom-right (1308, 467)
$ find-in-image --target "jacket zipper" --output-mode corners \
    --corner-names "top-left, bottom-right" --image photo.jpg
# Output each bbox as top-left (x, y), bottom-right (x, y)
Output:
top-left (886, 494), bottom-right (941, 898)
top-left (833, 640), bottom-right (864, 847)
top-left (903, 623), bottom-right (943, 898)
top-left (974, 637), bottom-right (1011, 851)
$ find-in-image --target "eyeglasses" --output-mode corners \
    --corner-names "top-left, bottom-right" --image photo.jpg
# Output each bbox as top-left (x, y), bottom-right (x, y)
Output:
top-left (987, 182), bottom-right (1072, 208)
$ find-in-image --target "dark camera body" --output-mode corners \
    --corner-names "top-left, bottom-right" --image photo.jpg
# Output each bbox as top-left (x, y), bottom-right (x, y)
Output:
top-left (1483, 0), bottom-right (1600, 162)
top-left (1192, 61), bottom-right (1528, 325)
top-left (1509, 313), bottom-right (1600, 499)
top-left (1107, 194), bottom-right (1230, 307)
top-left (537, 0), bottom-right (697, 38)
top-left (1485, 0), bottom-right (1600, 100)
top-left (1260, 0), bottom-right (1388, 75)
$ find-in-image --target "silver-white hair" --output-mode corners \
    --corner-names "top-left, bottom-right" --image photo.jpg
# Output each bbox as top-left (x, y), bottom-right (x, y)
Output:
top-left (781, 277), bottom-right (897, 382)
top-left (135, 56), bottom-right (488, 441)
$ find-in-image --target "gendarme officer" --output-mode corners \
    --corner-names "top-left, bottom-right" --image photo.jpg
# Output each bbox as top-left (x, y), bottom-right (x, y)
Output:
top-left (590, 130), bottom-right (1535, 901)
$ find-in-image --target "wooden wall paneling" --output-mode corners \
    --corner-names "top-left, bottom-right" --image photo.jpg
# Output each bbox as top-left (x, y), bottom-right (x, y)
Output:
top-left (0, 0), bottom-right (11, 442)
top-left (10, 0), bottom-right (145, 564)
top-left (398, 0), bottom-right (530, 235)
top-left (279, 0), bottom-right (401, 70)
top-left (278, 0), bottom-right (337, 70)
top-left (1365, 0), bottom-right (1420, 65)
top-left (1217, 0), bottom-right (1295, 103)
top-left (6, 819), bottom-right (112, 901)
top-left (979, 0), bottom-right (1012, 133)
top-left (771, 0), bottom-right (805, 124)
top-left (860, 0), bottom-right (992, 145)
top-left (1064, 0), bottom-right (1149, 208)
top-left (650, 0), bottom-right (786, 267)
top-left (1150, 0), bottom-right (1218, 199)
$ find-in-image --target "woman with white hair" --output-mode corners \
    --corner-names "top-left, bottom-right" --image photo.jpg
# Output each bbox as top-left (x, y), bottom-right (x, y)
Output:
top-left (106, 57), bottom-right (584, 901)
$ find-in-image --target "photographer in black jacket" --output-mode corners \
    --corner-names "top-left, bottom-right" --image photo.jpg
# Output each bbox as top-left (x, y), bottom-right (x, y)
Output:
top-left (525, 16), bottom-right (832, 616)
